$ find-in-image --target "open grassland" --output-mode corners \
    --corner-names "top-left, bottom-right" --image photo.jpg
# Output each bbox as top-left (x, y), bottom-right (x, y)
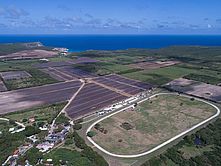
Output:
top-left (43, 148), bottom-right (93, 166)
top-left (91, 94), bottom-right (217, 155)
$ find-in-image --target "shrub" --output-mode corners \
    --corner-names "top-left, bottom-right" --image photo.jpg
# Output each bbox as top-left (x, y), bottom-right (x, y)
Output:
top-left (94, 123), bottom-right (101, 130)
top-left (22, 118), bottom-right (28, 123)
top-left (120, 122), bottom-right (133, 130)
top-left (9, 119), bottom-right (16, 126)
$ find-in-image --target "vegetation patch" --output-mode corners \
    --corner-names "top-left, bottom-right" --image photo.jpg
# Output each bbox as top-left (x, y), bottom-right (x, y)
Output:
top-left (120, 122), bottom-right (134, 130)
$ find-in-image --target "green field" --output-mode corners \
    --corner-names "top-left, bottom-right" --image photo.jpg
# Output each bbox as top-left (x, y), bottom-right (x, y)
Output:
top-left (43, 148), bottom-right (93, 166)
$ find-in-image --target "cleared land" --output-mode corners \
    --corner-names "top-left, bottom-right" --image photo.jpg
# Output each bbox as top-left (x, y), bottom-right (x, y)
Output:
top-left (65, 75), bottom-right (151, 119)
top-left (40, 66), bottom-right (95, 80)
top-left (93, 74), bottom-right (153, 96)
top-left (65, 83), bottom-right (127, 119)
top-left (0, 71), bottom-right (32, 81)
top-left (129, 61), bottom-right (180, 70)
top-left (165, 78), bottom-right (221, 103)
top-left (0, 80), bottom-right (82, 115)
top-left (34, 57), bottom-right (99, 68)
top-left (40, 68), bottom-right (75, 81)
top-left (104, 74), bottom-right (153, 89)
top-left (0, 81), bottom-right (7, 92)
top-left (0, 49), bottom-right (57, 60)
top-left (90, 94), bottom-right (217, 155)
top-left (53, 66), bottom-right (95, 79)
top-left (34, 61), bottom-right (75, 68)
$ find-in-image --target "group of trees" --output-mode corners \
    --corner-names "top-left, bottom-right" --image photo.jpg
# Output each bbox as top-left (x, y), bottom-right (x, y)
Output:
top-left (17, 147), bottom-right (43, 165)
top-left (141, 119), bottom-right (221, 166)
top-left (73, 131), bottom-right (108, 166)
top-left (24, 125), bottom-right (41, 137)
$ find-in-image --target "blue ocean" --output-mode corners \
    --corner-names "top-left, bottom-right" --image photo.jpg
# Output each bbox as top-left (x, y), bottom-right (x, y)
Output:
top-left (1, 35), bottom-right (221, 52)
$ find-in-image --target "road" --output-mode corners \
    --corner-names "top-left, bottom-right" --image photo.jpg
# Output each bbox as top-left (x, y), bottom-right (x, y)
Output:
top-left (50, 79), bottom-right (85, 134)
top-left (86, 93), bottom-right (220, 158)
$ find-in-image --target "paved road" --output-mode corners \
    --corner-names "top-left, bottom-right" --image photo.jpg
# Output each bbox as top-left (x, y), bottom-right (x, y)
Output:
top-left (86, 93), bottom-right (220, 158)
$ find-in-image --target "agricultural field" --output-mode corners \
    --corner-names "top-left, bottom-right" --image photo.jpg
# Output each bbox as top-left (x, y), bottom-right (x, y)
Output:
top-left (0, 60), bottom-right (59, 90)
top-left (73, 61), bottom-right (138, 76)
top-left (74, 47), bottom-right (221, 86)
top-left (3, 68), bottom-right (58, 90)
top-left (123, 65), bottom-right (221, 86)
top-left (90, 94), bottom-right (217, 155)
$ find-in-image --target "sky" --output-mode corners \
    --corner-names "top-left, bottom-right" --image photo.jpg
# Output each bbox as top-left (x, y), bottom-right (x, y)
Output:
top-left (0, 0), bottom-right (221, 34)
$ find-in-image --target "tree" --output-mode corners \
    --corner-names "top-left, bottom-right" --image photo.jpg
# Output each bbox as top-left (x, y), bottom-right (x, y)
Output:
top-left (87, 131), bottom-right (96, 137)
top-left (73, 123), bottom-right (82, 130)
top-left (24, 126), bottom-right (40, 137)
top-left (9, 119), bottom-right (16, 126)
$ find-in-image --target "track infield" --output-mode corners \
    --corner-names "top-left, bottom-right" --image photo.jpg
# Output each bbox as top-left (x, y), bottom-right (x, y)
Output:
top-left (87, 93), bottom-right (220, 157)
